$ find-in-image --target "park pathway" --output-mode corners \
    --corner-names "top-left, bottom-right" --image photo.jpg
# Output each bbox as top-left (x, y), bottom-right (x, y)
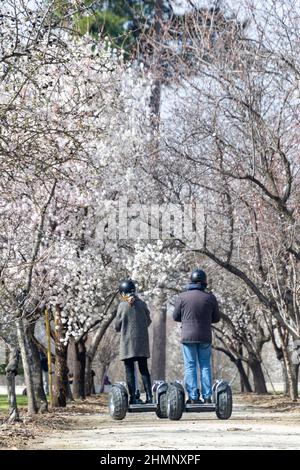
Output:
top-left (31, 402), bottom-right (300, 450)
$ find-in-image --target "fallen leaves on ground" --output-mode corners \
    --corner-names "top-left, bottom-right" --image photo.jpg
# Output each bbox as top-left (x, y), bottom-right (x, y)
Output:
top-left (0, 395), bottom-right (108, 450)
top-left (234, 393), bottom-right (300, 412)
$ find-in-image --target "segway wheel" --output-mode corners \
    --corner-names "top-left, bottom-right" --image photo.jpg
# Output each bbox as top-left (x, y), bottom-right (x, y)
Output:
top-left (216, 386), bottom-right (232, 420)
top-left (167, 384), bottom-right (184, 421)
top-left (156, 392), bottom-right (168, 419)
top-left (109, 386), bottom-right (128, 420)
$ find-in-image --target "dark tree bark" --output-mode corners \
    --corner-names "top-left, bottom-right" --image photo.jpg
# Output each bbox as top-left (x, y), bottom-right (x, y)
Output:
top-left (85, 353), bottom-right (97, 396)
top-left (248, 354), bottom-right (268, 394)
top-left (66, 372), bottom-right (74, 401)
top-left (16, 318), bottom-right (48, 413)
top-left (151, 300), bottom-right (167, 381)
top-left (283, 353), bottom-right (298, 401)
top-left (5, 347), bottom-right (20, 423)
top-left (15, 183), bottom-right (56, 413)
top-left (16, 317), bottom-right (38, 414)
top-left (73, 339), bottom-right (86, 400)
top-left (67, 338), bottom-right (75, 397)
top-left (28, 324), bottom-right (48, 412)
top-left (282, 361), bottom-right (289, 396)
top-left (269, 322), bottom-right (298, 399)
top-left (85, 309), bottom-right (117, 396)
top-left (237, 345), bottom-right (252, 393)
top-left (85, 353), bottom-right (93, 396)
top-left (53, 347), bottom-right (68, 407)
top-left (278, 327), bottom-right (298, 401)
top-left (267, 321), bottom-right (296, 397)
top-left (53, 308), bottom-right (68, 407)
top-left (236, 358), bottom-right (253, 393)
top-left (5, 344), bottom-right (9, 365)
top-left (99, 363), bottom-right (107, 393)
top-left (214, 346), bottom-right (252, 393)
top-left (293, 364), bottom-right (299, 397)
top-left (268, 324), bottom-right (289, 396)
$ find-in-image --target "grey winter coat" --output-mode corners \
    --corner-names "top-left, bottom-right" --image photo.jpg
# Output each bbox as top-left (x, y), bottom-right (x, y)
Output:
top-left (115, 297), bottom-right (152, 361)
top-left (173, 286), bottom-right (220, 343)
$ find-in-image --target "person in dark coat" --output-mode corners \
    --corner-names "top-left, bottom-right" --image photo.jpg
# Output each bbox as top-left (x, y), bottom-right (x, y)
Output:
top-left (39, 351), bottom-right (49, 395)
top-left (173, 269), bottom-right (220, 404)
top-left (115, 279), bottom-right (153, 404)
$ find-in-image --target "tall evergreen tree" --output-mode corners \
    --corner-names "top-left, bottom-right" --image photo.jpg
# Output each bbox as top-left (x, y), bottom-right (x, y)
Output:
top-left (54, 1), bottom-right (173, 55)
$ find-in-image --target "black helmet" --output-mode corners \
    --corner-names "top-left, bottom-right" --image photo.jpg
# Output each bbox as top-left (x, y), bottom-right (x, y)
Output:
top-left (119, 279), bottom-right (136, 295)
top-left (190, 269), bottom-right (207, 285)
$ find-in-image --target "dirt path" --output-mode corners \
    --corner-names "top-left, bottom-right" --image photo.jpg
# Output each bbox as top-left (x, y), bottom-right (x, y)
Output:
top-left (31, 402), bottom-right (300, 450)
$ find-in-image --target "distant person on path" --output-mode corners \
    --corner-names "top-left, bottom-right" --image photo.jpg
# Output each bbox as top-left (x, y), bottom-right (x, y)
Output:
top-left (115, 279), bottom-right (152, 404)
top-left (173, 269), bottom-right (220, 404)
top-left (39, 351), bottom-right (49, 395)
top-left (90, 369), bottom-right (96, 394)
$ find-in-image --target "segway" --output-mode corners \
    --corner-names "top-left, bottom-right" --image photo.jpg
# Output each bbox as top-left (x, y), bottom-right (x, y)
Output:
top-left (167, 379), bottom-right (232, 421)
top-left (109, 379), bottom-right (169, 420)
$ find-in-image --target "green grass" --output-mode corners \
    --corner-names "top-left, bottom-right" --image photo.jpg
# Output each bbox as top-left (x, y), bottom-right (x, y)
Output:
top-left (0, 395), bottom-right (28, 410)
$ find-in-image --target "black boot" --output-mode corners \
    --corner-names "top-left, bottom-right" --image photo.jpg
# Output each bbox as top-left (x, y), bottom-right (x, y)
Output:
top-left (126, 372), bottom-right (136, 404)
top-left (142, 375), bottom-right (153, 404)
top-left (126, 374), bottom-right (143, 404)
top-left (129, 395), bottom-right (143, 405)
top-left (134, 389), bottom-right (144, 404)
top-left (127, 378), bottom-right (143, 404)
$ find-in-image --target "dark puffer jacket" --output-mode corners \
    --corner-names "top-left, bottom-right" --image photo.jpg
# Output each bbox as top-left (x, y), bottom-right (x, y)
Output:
top-left (115, 297), bottom-right (151, 360)
top-left (173, 284), bottom-right (220, 343)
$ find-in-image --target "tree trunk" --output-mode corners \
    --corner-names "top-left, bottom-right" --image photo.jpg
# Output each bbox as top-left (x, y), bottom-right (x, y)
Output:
top-left (149, 0), bottom-right (163, 127)
top-left (149, 79), bottom-right (161, 129)
top-left (85, 353), bottom-right (93, 396)
top-left (147, 3), bottom-right (166, 381)
top-left (28, 324), bottom-right (48, 412)
top-left (5, 347), bottom-right (20, 423)
top-left (282, 350), bottom-right (298, 401)
top-left (66, 379), bottom-right (74, 401)
top-left (73, 339), bottom-right (86, 400)
top-left (236, 358), bottom-right (253, 393)
top-left (85, 354), bottom-right (92, 396)
top-left (53, 345), bottom-right (68, 407)
top-left (5, 344), bottom-right (10, 365)
top-left (281, 360), bottom-right (290, 396)
top-left (99, 363), bottom-right (108, 393)
top-left (85, 310), bottom-right (117, 395)
top-left (66, 340), bottom-right (75, 401)
top-left (268, 324), bottom-right (290, 396)
top-left (294, 364), bottom-right (299, 398)
top-left (151, 300), bottom-right (166, 381)
top-left (248, 355), bottom-right (268, 394)
top-left (16, 317), bottom-right (38, 414)
top-left (53, 308), bottom-right (68, 407)
top-left (66, 343), bottom-right (74, 402)
top-left (278, 327), bottom-right (298, 401)
top-left (237, 345), bottom-right (252, 393)
top-left (214, 344), bottom-right (253, 393)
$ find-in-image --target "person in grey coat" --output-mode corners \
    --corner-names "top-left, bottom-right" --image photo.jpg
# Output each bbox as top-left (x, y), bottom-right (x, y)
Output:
top-left (173, 268), bottom-right (220, 404)
top-left (115, 279), bottom-right (152, 404)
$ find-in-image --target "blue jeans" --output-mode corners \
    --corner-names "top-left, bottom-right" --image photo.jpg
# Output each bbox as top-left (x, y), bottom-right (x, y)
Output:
top-left (182, 343), bottom-right (212, 399)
